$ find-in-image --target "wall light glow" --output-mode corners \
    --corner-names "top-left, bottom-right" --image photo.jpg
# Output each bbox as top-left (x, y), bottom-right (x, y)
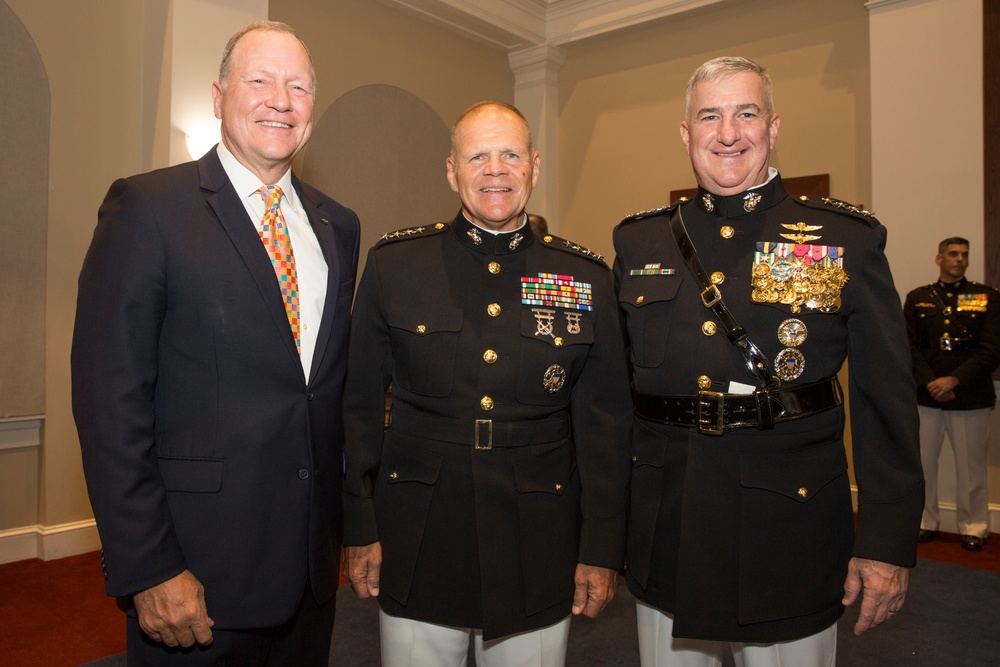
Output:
top-left (185, 123), bottom-right (220, 160)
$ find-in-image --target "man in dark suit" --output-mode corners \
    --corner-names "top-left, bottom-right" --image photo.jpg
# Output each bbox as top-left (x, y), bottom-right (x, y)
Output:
top-left (71, 21), bottom-right (360, 665)
top-left (613, 57), bottom-right (923, 665)
top-left (904, 237), bottom-right (999, 552)
top-left (341, 101), bottom-right (631, 666)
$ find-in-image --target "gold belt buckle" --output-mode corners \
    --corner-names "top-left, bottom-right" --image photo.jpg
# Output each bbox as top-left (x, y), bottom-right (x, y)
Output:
top-left (701, 284), bottom-right (722, 308)
top-left (475, 419), bottom-right (493, 450)
top-left (696, 390), bottom-right (724, 435)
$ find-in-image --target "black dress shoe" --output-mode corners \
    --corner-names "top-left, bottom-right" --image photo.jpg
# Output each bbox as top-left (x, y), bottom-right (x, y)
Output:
top-left (961, 535), bottom-right (985, 551)
top-left (917, 529), bottom-right (939, 543)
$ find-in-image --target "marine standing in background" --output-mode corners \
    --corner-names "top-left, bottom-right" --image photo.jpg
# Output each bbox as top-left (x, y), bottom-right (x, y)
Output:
top-left (341, 101), bottom-right (632, 666)
top-left (904, 237), bottom-right (999, 551)
top-left (613, 56), bottom-right (924, 666)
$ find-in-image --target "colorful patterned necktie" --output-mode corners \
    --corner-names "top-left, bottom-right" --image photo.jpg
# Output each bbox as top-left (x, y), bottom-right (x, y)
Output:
top-left (258, 185), bottom-right (301, 353)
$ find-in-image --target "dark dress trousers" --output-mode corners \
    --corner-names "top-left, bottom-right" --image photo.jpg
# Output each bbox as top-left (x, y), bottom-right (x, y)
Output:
top-left (613, 175), bottom-right (924, 642)
top-left (342, 213), bottom-right (632, 641)
top-left (904, 277), bottom-right (1000, 410)
top-left (71, 148), bottom-right (360, 630)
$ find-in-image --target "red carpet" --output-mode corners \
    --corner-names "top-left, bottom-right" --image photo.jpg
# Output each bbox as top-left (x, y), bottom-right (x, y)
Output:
top-left (0, 536), bottom-right (996, 667)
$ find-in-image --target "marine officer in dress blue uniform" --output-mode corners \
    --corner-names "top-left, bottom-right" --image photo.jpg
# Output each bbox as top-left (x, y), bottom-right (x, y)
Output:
top-left (341, 101), bottom-right (632, 666)
top-left (613, 57), bottom-right (924, 667)
top-left (904, 237), bottom-right (1000, 551)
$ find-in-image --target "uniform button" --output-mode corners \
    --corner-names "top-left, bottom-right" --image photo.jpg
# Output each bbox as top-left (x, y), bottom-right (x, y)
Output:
top-left (435, 223), bottom-right (445, 229)
top-left (701, 321), bottom-right (717, 336)
top-left (488, 262), bottom-right (501, 274)
top-left (636, 295), bottom-right (644, 305)
top-left (799, 195), bottom-right (809, 201)
top-left (943, 319), bottom-right (950, 325)
top-left (555, 483), bottom-right (563, 491)
top-left (697, 375), bottom-right (712, 390)
top-left (720, 226), bottom-right (735, 239)
top-left (631, 455), bottom-right (637, 463)
top-left (480, 396), bottom-right (495, 411)
top-left (554, 337), bottom-right (564, 347)
top-left (487, 303), bottom-right (501, 317)
top-left (483, 349), bottom-right (498, 363)
top-left (389, 471), bottom-right (398, 480)
top-left (710, 271), bottom-right (725, 285)
top-left (798, 487), bottom-right (809, 498)
top-left (416, 324), bottom-right (427, 333)
top-left (298, 468), bottom-right (310, 479)
top-left (543, 235), bottom-right (553, 243)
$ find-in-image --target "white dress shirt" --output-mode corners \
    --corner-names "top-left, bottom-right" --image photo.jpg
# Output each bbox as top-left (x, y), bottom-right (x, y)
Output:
top-left (216, 143), bottom-right (328, 380)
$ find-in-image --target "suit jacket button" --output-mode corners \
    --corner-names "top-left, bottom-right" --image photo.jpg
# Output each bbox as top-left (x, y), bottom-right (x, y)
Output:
top-left (307, 391), bottom-right (316, 400)
top-left (298, 468), bottom-right (310, 479)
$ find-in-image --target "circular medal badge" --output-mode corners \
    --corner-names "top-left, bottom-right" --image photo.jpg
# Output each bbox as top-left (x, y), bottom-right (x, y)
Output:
top-left (777, 319), bottom-right (808, 347)
top-left (543, 364), bottom-right (567, 393)
top-left (774, 348), bottom-right (805, 381)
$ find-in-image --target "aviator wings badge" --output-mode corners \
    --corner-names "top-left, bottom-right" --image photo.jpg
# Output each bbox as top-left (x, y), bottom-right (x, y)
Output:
top-left (779, 222), bottom-right (823, 243)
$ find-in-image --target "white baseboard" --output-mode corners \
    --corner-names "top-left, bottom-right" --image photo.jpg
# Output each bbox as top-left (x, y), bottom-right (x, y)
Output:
top-left (0, 519), bottom-right (101, 564)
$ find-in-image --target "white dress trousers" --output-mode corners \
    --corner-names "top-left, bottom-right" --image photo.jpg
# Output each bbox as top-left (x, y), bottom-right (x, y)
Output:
top-left (635, 600), bottom-right (836, 667)
top-left (379, 610), bottom-right (571, 667)
top-left (918, 405), bottom-right (991, 538)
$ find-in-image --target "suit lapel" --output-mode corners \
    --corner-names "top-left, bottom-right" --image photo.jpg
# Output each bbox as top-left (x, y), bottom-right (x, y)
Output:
top-left (199, 151), bottom-right (304, 375)
top-left (293, 175), bottom-right (339, 383)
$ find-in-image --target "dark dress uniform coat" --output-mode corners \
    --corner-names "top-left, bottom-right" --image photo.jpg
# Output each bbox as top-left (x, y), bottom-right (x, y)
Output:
top-left (904, 277), bottom-right (1000, 410)
top-left (342, 213), bottom-right (632, 640)
top-left (612, 175), bottom-right (924, 642)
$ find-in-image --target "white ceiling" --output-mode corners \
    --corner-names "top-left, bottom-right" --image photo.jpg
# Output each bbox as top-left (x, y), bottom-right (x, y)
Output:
top-left (381, 0), bottom-right (727, 51)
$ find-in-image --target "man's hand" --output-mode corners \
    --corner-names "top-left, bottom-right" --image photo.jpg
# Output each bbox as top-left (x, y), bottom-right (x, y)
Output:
top-left (133, 569), bottom-right (214, 647)
top-left (572, 564), bottom-right (617, 619)
top-left (927, 376), bottom-right (959, 401)
top-left (842, 557), bottom-right (908, 635)
top-left (344, 542), bottom-right (382, 599)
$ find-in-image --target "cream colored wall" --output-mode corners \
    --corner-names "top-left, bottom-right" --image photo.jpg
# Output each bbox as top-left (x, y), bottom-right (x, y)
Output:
top-left (558, 0), bottom-right (873, 262)
top-left (3, 0), bottom-right (993, 562)
top-left (0, 0), bottom-right (514, 562)
top-left (3, 0), bottom-right (146, 559)
top-left (869, 0), bottom-right (996, 535)
top-left (272, 0), bottom-right (515, 174)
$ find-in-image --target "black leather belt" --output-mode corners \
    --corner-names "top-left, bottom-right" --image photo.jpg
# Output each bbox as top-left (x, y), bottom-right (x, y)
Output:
top-left (390, 412), bottom-right (570, 450)
top-left (633, 377), bottom-right (842, 435)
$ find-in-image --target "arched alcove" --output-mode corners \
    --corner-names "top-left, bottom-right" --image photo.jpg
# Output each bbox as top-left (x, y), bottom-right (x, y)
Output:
top-left (302, 85), bottom-right (455, 271)
top-left (0, 1), bottom-right (48, 418)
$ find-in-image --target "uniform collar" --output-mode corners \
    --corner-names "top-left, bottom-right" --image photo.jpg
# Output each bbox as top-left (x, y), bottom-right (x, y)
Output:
top-left (936, 277), bottom-right (967, 292)
top-left (691, 171), bottom-right (787, 218)
top-left (450, 211), bottom-right (534, 255)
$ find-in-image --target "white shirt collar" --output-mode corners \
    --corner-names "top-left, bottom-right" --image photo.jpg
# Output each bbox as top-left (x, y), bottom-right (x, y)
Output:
top-left (215, 142), bottom-right (299, 209)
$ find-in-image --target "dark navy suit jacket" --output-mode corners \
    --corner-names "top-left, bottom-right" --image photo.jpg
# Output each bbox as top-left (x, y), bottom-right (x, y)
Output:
top-left (72, 147), bottom-right (360, 628)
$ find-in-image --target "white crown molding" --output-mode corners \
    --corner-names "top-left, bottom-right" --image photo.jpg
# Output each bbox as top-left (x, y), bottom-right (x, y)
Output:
top-left (544, 0), bottom-right (726, 45)
top-left (864, 0), bottom-right (915, 10)
top-left (382, 0), bottom-right (728, 50)
top-left (379, 0), bottom-right (545, 50)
